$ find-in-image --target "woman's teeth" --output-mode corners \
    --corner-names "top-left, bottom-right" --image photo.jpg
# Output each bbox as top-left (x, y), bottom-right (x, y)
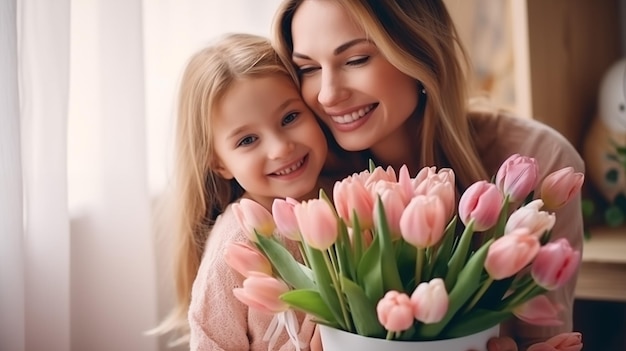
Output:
top-left (274, 158), bottom-right (304, 176)
top-left (330, 105), bottom-right (373, 124)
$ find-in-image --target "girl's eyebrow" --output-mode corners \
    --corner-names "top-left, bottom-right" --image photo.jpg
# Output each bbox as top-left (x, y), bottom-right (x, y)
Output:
top-left (293, 38), bottom-right (370, 60)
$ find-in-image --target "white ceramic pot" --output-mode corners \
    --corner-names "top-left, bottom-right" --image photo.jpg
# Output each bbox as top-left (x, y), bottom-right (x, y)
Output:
top-left (319, 324), bottom-right (500, 351)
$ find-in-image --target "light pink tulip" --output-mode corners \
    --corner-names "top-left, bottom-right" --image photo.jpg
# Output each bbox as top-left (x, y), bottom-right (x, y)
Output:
top-left (348, 228), bottom-right (373, 249)
top-left (527, 332), bottom-right (583, 351)
top-left (233, 272), bottom-right (290, 314)
top-left (399, 195), bottom-right (447, 248)
top-left (505, 199), bottom-right (556, 238)
top-left (458, 180), bottom-right (504, 231)
top-left (410, 278), bottom-right (449, 324)
top-left (293, 199), bottom-right (338, 251)
top-left (232, 199), bottom-right (275, 242)
top-left (272, 197), bottom-right (301, 241)
top-left (365, 165), bottom-right (397, 186)
top-left (376, 290), bottom-right (415, 332)
top-left (513, 295), bottom-right (563, 326)
top-left (224, 242), bottom-right (273, 278)
top-left (334, 175), bottom-right (375, 229)
top-left (496, 154), bottom-right (539, 202)
top-left (373, 184), bottom-right (407, 239)
top-left (413, 168), bottom-right (456, 219)
top-left (531, 238), bottom-right (580, 290)
top-left (540, 167), bottom-right (585, 210)
top-left (485, 228), bottom-right (540, 280)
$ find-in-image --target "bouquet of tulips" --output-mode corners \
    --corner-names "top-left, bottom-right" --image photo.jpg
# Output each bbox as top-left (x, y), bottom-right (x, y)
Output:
top-left (225, 154), bottom-right (584, 346)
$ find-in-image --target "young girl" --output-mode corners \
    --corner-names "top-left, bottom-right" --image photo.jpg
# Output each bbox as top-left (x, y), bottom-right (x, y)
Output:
top-left (272, 1), bottom-right (585, 350)
top-left (157, 33), bottom-right (326, 350)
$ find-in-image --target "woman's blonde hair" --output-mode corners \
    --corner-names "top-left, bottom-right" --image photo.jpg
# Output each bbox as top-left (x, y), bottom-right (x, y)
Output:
top-left (154, 32), bottom-right (295, 344)
top-left (272, 0), bottom-right (489, 188)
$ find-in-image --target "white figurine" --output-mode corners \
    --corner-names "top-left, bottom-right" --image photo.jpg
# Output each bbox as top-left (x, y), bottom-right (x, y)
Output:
top-left (583, 58), bottom-right (626, 203)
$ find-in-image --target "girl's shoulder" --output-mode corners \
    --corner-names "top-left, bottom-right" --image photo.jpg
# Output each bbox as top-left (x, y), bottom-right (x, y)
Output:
top-left (468, 110), bottom-right (585, 177)
top-left (203, 204), bottom-right (249, 258)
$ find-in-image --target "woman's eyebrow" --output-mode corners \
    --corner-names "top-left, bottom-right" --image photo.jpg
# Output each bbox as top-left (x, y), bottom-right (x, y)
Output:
top-left (292, 38), bottom-right (370, 59)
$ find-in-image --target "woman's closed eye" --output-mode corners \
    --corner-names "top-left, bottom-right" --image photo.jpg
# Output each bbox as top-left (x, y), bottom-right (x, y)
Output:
top-left (346, 55), bottom-right (369, 66)
top-left (297, 65), bottom-right (318, 76)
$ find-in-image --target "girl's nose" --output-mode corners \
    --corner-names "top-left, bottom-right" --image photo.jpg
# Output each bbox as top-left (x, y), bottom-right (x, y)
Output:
top-left (317, 69), bottom-right (349, 107)
top-left (268, 135), bottom-right (295, 160)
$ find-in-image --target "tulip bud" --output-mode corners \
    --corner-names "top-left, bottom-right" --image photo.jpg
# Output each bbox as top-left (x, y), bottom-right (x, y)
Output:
top-left (505, 199), bottom-right (556, 238)
top-left (233, 272), bottom-right (290, 314)
top-left (513, 295), bottom-right (563, 326)
top-left (224, 242), bottom-right (273, 278)
top-left (333, 175), bottom-right (374, 230)
top-left (373, 185), bottom-right (407, 239)
top-left (485, 228), bottom-right (540, 280)
top-left (458, 180), bottom-right (504, 231)
top-left (531, 238), bottom-right (580, 290)
top-left (232, 199), bottom-right (275, 242)
top-left (410, 278), bottom-right (449, 324)
top-left (496, 154), bottom-right (539, 202)
top-left (272, 197), bottom-right (301, 241)
top-left (293, 199), bottom-right (338, 251)
top-left (540, 167), bottom-right (585, 210)
top-left (399, 195), bottom-right (447, 248)
top-left (376, 291), bottom-right (415, 332)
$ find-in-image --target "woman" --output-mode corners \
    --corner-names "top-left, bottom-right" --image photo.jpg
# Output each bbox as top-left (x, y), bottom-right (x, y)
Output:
top-left (272, 1), bottom-right (584, 350)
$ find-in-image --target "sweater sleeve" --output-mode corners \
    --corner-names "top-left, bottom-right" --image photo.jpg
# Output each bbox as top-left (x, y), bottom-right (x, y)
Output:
top-left (188, 206), bottom-right (316, 351)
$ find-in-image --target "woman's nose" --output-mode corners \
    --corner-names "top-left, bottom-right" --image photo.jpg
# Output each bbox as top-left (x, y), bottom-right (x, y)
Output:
top-left (317, 70), bottom-right (349, 107)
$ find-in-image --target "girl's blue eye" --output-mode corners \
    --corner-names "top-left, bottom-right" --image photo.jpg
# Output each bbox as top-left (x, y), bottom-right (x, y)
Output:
top-left (237, 135), bottom-right (257, 147)
top-left (282, 112), bottom-right (299, 126)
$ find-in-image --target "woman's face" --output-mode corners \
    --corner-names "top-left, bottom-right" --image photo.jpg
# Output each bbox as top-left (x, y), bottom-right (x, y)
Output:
top-left (290, 0), bottom-right (419, 152)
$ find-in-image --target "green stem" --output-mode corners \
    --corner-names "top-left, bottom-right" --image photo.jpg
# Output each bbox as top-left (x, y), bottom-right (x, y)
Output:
top-left (323, 249), bottom-right (352, 331)
top-left (503, 282), bottom-right (538, 309)
top-left (463, 277), bottom-right (494, 313)
top-left (415, 247), bottom-right (425, 285)
top-left (386, 330), bottom-right (394, 340)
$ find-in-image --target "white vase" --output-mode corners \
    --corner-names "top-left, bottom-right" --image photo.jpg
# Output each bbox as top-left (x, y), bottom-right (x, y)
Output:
top-left (319, 324), bottom-right (500, 351)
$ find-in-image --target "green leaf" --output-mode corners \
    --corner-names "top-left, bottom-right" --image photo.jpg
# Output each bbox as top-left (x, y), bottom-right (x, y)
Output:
top-left (445, 220), bottom-right (475, 290)
top-left (303, 244), bottom-right (347, 329)
top-left (356, 234), bottom-right (384, 301)
top-left (336, 220), bottom-right (355, 281)
top-left (256, 235), bottom-right (316, 290)
top-left (443, 309), bottom-right (511, 338)
top-left (368, 159), bottom-right (376, 172)
top-left (374, 197), bottom-right (404, 292)
top-left (339, 276), bottom-right (386, 337)
top-left (430, 217), bottom-right (457, 279)
top-left (418, 238), bottom-right (493, 339)
top-left (280, 289), bottom-right (338, 326)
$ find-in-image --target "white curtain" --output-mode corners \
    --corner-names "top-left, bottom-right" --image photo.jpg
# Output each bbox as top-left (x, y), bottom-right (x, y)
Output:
top-left (0, 0), bottom-right (281, 350)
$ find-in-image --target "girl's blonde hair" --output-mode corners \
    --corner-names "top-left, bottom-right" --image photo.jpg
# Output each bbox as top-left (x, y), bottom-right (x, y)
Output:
top-left (154, 33), bottom-right (295, 343)
top-left (272, 0), bottom-right (489, 188)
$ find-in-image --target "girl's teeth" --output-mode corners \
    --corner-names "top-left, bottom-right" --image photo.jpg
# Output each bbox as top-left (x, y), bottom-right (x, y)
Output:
top-left (275, 158), bottom-right (304, 176)
top-left (331, 105), bottom-right (373, 124)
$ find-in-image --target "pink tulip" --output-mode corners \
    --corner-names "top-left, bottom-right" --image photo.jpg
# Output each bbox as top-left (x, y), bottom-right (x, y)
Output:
top-left (399, 195), bottom-right (447, 248)
top-left (485, 228), bottom-right (540, 280)
top-left (397, 164), bottom-right (415, 203)
top-left (527, 332), bottom-right (583, 351)
top-left (540, 167), bottom-right (585, 210)
top-left (272, 197), bottom-right (301, 241)
top-left (373, 184), bottom-right (407, 239)
top-left (458, 180), bottom-right (504, 231)
top-left (293, 199), bottom-right (338, 251)
top-left (505, 200), bottom-right (556, 238)
top-left (365, 165), bottom-right (397, 186)
top-left (233, 272), bottom-right (289, 314)
top-left (531, 238), bottom-right (580, 290)
top-left (496, 154), bottom-right (539, 202)
top-left (410, 278), bottom-right (449, 324)
top-left (348, 228), bottom-right (373, 249)
top-left (232, 199), bottom-right (275, 242)
top-left (413, 168), bottom-right (456, 219)
top-left (333, 175), bottom-right (374, 230)
top-left (376, 290), bottom-right (415, 332)
top-left (513, 295), bottom-right (563, 326)
top-left (224, 242), bottom-right (273, 278)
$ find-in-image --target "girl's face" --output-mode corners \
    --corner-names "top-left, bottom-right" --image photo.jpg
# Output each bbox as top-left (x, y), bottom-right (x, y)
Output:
top-left (212, 74), bottom-right (327, 209)
top-left (290, 0), bottom-right (419, 153)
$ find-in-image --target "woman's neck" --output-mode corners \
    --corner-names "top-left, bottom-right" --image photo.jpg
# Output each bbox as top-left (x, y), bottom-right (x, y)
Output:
top-left (369, 112), bottom-right (422, 173)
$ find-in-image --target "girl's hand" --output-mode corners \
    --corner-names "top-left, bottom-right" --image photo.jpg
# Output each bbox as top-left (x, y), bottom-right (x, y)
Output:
top-left (310, 325), bottom-right (323, 351)
top-left (478, 332), bottom-right (583, 351)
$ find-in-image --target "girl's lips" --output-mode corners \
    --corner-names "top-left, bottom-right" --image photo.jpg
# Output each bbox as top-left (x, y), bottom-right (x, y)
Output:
top-left (269, 154), bottom-right (309, 180)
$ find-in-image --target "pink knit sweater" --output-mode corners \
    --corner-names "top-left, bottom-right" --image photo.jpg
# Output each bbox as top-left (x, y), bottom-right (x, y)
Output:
top-left (188, 204), bottom-right (315, 351)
